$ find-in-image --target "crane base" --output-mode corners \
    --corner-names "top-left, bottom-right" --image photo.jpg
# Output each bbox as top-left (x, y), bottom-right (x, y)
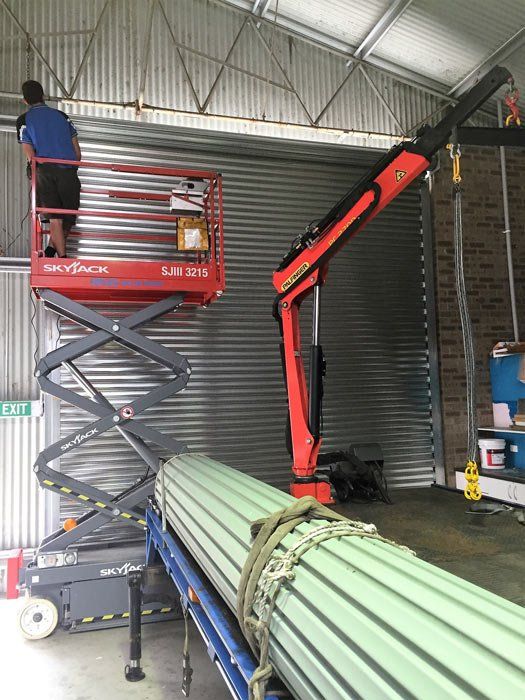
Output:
top-left (290, 479), bottom-right (334, 504)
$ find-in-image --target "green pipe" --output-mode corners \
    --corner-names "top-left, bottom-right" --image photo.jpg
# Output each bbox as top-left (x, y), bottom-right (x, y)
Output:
top-left (156, 453), bottom-right (525, 700)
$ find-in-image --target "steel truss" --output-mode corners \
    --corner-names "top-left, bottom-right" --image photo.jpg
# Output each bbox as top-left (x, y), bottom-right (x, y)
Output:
top-left (34, 289), bottom-right (190, 553)
top-left (3, 0), bottom-right (522, 139)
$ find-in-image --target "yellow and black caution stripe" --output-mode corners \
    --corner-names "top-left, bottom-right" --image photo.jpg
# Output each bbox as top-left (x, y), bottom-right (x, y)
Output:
top-left (79, 607), bottom-right (174, 624)
top-left (41, 478), bottom-right (146, 526)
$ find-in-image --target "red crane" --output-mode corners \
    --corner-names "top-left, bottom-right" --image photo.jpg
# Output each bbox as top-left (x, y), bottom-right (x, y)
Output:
top-left (272, 65), bottom-right (512, 503)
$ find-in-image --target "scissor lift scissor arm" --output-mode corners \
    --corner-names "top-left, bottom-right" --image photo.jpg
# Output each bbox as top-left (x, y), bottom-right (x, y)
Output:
top-left (30, 162), bottom-right (225, 551)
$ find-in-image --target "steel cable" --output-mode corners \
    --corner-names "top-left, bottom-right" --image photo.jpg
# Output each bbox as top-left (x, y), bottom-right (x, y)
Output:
top-left (453, 184), bottom-right (478, 463)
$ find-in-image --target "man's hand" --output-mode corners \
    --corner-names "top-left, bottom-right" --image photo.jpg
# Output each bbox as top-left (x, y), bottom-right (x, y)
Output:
top-left (22, 143), bottom-right (35, 179)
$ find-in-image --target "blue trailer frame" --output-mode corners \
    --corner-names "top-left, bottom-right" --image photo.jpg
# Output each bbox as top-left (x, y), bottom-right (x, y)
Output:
top-left (146, 508), bottom-right (283, 700)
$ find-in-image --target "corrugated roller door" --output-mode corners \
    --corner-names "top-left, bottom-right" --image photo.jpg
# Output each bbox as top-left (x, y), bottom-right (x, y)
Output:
top-left (58, 119), bottom-right (434, 540)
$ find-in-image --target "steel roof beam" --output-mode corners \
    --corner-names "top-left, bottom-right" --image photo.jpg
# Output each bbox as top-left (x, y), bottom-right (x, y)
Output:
top-left (0, 0), bottom-right (68, 96)
top-left (159, 2), bottom-right (293, 99)
top-left (136, 0), bottom-right (156, 113)
top-left (252, 0), bottom-right (273, 29)
top-left (358, 65), bottom-right (406, 134)
top-left (252, 0), bottom-right (272, 17)
top-left (333, 0), bottom-right (414, 130)
top-left (249, 17), bottom-right (315, 125)
top-left (158, 0), bottom-right (203, 112)
top-left (313, 64), bottom-right (359, 125)
top-left (353, 0), bottom-right (414, 61)
top-left (201, 17), bottom-right (250, 112)
top-left (258, 0), bottom-right (273, 18)
top-left (69, 0), bottom-right (111, 98)
top-left (449, 26), bottom-right (525, 99)
top-left (218, 0), bottom-right (496, 130)
top-left (217, 0), bottom-right (453, 100)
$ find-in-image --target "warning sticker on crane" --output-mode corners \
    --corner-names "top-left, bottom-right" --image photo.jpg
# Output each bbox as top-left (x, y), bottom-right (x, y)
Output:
top-left (395, 169), bottom-right (407, 182)
top-left (281, 262), bottom-right (310, 291)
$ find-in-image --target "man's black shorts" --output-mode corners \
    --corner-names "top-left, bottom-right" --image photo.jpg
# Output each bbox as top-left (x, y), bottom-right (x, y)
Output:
top-left (37, 164), bottom-right (81, 227)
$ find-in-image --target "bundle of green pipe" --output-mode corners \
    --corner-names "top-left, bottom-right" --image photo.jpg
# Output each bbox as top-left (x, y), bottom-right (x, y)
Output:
top-left (155, 453), bottom-right (525, 700)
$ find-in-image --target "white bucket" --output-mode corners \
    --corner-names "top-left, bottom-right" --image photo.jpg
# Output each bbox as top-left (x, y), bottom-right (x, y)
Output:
top-left (478, 438), bottom-right (506, 470)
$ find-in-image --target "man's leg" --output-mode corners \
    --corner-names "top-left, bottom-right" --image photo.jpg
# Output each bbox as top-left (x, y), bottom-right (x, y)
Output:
top-left (57, 168), bottom-right (81, 258)
top-left (49, 218), bottom-right (66, 257)
top-left (37, 166), bottom-right (65, 256)
top-left (63, 219), bottom-right (73, 242)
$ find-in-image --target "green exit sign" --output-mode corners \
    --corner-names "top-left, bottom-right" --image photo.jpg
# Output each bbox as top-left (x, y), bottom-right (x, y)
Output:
top-left (0, 400), bottom-right (43, 418)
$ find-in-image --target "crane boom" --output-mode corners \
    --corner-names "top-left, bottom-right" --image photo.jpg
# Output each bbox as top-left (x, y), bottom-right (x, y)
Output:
top-left (272, 65), bottom-right (512, 503)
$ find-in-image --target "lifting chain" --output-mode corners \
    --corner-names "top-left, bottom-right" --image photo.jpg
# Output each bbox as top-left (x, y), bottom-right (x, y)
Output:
top-left (25, 34), bottom-right (32, 80)
top-left (447, 143), bottom-right (482, 502)
top-left (505, 78), bottom-right (521, 127)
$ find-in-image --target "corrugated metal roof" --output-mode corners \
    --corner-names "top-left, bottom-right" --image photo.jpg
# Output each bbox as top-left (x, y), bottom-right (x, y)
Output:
top-left (223, 0), bottom-right (525, 97)
top-left (504, 42), bottom-right (525, 99)
top-left (373, 0), bottom-right (525, 86)
top-left (270, 0), bottom-right (392, 49)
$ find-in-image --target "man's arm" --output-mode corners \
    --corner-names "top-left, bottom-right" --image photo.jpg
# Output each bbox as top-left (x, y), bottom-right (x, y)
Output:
top-left (72, 136), bottom-right (81, 161)
top-left (22, 142), bottom-right (35, 163)
top-left (16, 113), bottom-right (34, 166)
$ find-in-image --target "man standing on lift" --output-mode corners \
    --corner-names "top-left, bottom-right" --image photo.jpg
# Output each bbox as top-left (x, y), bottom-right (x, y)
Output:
top-left (16, 80), bottom-right (81, 258)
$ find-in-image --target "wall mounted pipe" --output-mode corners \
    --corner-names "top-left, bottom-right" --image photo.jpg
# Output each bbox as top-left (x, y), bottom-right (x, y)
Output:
top-left (497, 99), bottom-right (519, 342)
top-left (155, 453), bottom-right (525, 700)
top-left (0, 257), bottom-right (30, 273)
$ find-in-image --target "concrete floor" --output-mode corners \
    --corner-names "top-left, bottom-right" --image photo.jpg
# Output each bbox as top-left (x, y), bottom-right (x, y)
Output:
top-left (339, 486), bottom-right (525, 606)
top-left (0, 599), bottom-right (231, 700)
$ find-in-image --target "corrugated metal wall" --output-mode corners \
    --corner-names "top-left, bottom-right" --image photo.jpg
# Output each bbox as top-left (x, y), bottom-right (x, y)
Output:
top-left (51, 118), bottom-right (434, 543)
top-left (0, 125), bottom-right (52, 548)
top-left (0, 273), bottom-right (51, 548)
top-left (0, 0), bottom-right (466, 149)
top-left (0, 129), bottom-right (28, 258)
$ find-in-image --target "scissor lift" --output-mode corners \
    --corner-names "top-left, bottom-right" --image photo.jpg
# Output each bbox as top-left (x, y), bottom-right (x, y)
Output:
top-left (18, 157), bottom-right (225, 639)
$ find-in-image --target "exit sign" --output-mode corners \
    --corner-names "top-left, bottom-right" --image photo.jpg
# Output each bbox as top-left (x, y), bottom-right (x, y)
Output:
top-left (0, 401), bottom-right (43, 418)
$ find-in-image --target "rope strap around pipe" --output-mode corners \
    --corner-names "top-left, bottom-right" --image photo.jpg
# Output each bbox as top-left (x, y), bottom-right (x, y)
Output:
top-left (236, 496), bottom-right (415, 700)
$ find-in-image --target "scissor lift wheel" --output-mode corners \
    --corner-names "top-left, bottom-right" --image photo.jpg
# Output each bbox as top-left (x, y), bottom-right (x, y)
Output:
top-left (18, 596), bottom-right (59, 640)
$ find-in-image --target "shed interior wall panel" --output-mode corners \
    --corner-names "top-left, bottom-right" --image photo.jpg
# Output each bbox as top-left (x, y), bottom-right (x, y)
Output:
top-left (0, 273), bottom-right (47, 548)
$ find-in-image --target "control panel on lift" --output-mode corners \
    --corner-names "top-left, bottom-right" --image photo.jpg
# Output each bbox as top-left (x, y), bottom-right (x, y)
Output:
top-left (29, 158), bottom-right (225, 306)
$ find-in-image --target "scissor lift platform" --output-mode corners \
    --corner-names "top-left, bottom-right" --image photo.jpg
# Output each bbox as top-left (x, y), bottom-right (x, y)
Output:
top-left (29, 157), bottom-right (225, 305)
top-left (19, 157), bottom-right (226, 638)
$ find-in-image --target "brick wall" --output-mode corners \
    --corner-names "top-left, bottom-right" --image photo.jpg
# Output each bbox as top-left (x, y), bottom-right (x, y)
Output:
top-left (431, 146), bottom-right (525, 483)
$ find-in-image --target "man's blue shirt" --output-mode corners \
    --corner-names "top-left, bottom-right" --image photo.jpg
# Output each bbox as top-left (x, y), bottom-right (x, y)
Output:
top-left (16, 104), bottom-right (78, 161)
